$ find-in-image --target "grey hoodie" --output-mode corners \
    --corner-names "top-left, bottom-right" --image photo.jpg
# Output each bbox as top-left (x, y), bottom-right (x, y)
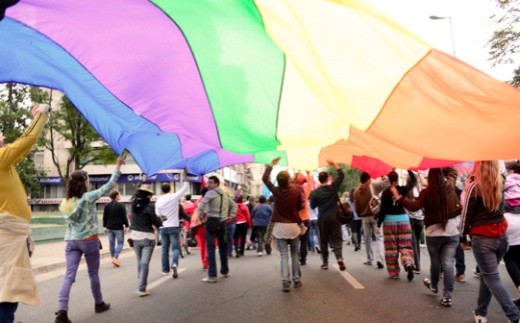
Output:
top-left (197, 187), bottom-right (237, 221)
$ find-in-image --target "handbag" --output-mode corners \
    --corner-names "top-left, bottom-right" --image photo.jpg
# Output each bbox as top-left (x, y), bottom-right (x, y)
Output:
top-left (336, 194), bottom-right (353, 225)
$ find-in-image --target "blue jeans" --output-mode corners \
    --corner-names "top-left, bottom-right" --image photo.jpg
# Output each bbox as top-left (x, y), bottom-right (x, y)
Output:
top-left (107, 229), bottom-right (124, 259)
top-left (226, 223), bottom-right (236, 257)
top-left (161, 227), bottom-right (180, 273)
top-left (205, 223), bottom-right (228, 278)
top-left (58, 240), bottom-right (103, 310)
top-left (0, 302), bottom-right (18, 323)
top-left (472, 234), bottom-right (520, 321)
top-left (276, 237), bottom-right (301, 284)
top-left (309, 219), bottom-right (318, 251)
top-left (426, 235), bottom-right (458, 298)
top-left (133, 239), bottom-right (155, 292)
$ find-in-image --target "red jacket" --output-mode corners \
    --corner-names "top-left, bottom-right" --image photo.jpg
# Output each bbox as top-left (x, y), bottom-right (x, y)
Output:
top-left (235, 202), bottom-right (251, 227)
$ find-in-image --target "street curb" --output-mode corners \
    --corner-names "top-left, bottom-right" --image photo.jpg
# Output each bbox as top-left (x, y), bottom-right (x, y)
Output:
top-left (32, 246), bottom-right (132, 276)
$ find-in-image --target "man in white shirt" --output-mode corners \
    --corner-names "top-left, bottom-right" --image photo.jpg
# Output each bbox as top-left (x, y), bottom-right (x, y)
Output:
top-left (155, 170), bottom-right (189, 279)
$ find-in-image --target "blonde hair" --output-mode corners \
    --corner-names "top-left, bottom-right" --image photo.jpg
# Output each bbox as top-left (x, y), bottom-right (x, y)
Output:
top-left (471, 160), bottom-right (503, 212)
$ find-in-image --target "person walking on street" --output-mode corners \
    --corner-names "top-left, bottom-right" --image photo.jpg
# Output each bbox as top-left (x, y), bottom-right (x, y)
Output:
top-left (155, 173), bottom-right (189, 279)
top-left (0, 104), bottom-right (49, 323)
top-left (393, 168), bottom-right (461, 307)
top-left (129, 184), bottom-right (162, 297)
top-left (197, 176), bottom-right (237, 283)
top-left (55, 155), bottom-right (125, 323)
top-left (354, 172), bottom-right (384, 269)
top-left (460, 160), bottom-right (520, 323)
top-left (103, 190), bottom-right (129, 267)
top-left (251, 195), bottom-right (273, 256)
top-left (377, 170), bottom-right (416, 281)
top-left (233, 195), bottom-right (251, 257)
top-left (310, 160), bottom-right (346, 271)
top-left (263, 157), bottom-right (305, 292)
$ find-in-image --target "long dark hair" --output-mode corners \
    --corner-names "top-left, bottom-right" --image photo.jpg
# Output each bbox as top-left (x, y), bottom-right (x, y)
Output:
top-left (66, 170), bottom-right (88, 199)
top-left (425, 168), bottom-right (449, 228)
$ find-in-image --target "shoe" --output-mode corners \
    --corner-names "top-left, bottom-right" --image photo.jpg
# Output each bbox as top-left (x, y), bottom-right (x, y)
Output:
top-left (315, 246), bottom-right (321, 254)
top-left (390, 275), bottom-right (399, 279)
top-left (112, 258), bottom-right (121, 267)
top-left (202, 277), bottom-right (217, 283)
top-left (363, 261), bottom-right (373, 266)
top-left (377, 261), bottom-right (384, 269)
top-left (473, 311), bottom-right (487, 323)
top-left (283, 282), bottom-right (291, 292)
top-left (321, 263), bottom-right (329, 270)
top-left (94, 302), bottom-right (111, 313)
top-left (156, 241), bottom-right (162, 246)
top-left (138, 291), bottom-right (150, 297)
top-left (440, 297), bottom-right (452, 307)
top-left (172, 266), bottom-right (178, 279)
top-left (235, 253), bottom-right (240, 258)
top-left (258, 252), bottom-right (263, 257)
top-left (161, 271), bottom-right (169, 276)
top-left (54, 310), bottom-right (71, 323)
top-left (294, 281), bottom-right (303, 288)
top-left (406, 265), bottom-right (414, 281)
top-left (414, 270), bottom-right (421, 275)
top-left (222, 273), bottom-right (230, 278)
top-left (338, 260), bottom-right (346, 271)
top-left (473, 267), bottom-right (481, 278)
top-left (300, 260), bottom-right (306, 266)
top-left (354, 246), bottom-right (360, 251)
top-left (455, 274), bottom-right (466, 282)
top-left (423, 278), bottom-right (438, 294)
top-left (513, 297), bottom-right (520, 307)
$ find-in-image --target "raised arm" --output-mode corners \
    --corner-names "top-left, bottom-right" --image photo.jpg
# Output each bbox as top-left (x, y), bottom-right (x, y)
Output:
top-left (84, 156), bottom-right (125, 202)
top-left (0, 105), bottom-right (49, 166)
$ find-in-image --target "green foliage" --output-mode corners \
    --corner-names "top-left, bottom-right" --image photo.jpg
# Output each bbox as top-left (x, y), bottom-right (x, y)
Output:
top-left (325, 163), bottom-right (362, 195)
top-left (43, 95), bottom-right (118, 180)
top-left (488, 0), bottom-right (520, 83)
top-left (0, 84), bottom-right (47, 197)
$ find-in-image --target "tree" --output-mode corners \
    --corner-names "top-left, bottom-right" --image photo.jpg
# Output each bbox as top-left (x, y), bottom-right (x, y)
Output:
top-left (326, 163), bottom-right (362, 195)
top-left (488, 0), bottom-right (520, 86)
top-left (40, 94), bottom-right (117, 181)
top-left (0, 84), bottom-right (47, 198)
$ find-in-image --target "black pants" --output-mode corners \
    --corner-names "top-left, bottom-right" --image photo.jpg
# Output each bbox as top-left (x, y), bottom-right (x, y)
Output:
top-left (318, 216), bottom-right (343, 264)
top-left (351, 220), bottom-right (362, 248)
top-left (505, 244), bottom-right (520, 288)
top-left (410, 218), bottom-right (424, 270)
top-left (234, 222), bottom-right (248, 255)
top-left (299, 221), bottom-right (309, 263)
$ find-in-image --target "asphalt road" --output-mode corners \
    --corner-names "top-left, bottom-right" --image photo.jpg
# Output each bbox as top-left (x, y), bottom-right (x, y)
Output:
top-left (13, 242), bottom-right (520, 323)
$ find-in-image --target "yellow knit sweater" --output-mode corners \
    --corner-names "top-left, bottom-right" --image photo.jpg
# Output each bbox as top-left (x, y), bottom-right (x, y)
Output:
top-left (0, 113), bottom-right (48, 222)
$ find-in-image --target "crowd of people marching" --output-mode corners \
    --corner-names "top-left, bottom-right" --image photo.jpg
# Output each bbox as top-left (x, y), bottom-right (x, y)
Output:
top-left (2, 106), bottom-right (520, 323)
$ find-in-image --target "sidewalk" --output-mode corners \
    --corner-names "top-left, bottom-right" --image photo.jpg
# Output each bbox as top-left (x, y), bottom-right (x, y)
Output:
top-left (31, 234), bottom-right (132, 275)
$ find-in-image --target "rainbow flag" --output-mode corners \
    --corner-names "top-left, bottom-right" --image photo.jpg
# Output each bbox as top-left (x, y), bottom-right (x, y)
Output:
top-left (1, 0), bottom-right (519, 176)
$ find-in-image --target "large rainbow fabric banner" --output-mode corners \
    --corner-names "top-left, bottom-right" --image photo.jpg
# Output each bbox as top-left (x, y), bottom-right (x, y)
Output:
top-left (1, 0), bottom-right (520, 176)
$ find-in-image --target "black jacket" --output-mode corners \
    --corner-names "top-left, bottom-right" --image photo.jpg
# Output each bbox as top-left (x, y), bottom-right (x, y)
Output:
top-left (130, 198), bottom-right (162, 233)
top-left (310, 168), bottom-right (345, 218)
top-left (378, 171), bottom-right (416, 226)
top-left (103, 201), bottom-right (129, 230)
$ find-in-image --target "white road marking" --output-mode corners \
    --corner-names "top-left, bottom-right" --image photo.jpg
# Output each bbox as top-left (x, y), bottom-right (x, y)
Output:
top-left (333, 264), bottom-right (365, 289)
top-left (146, 268), bottom-right (186, 291)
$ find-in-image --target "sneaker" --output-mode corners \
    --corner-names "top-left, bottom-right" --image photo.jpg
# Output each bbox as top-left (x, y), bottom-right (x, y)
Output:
top-left (161, 271), bottom-right (169, 276)
top-left (222, 273), bottom-right (230, 278)
top-left (423, 278), bottom-right (438, 294)
top-left (138, 291), bottom-right (150, 297)
top-left (172, 266), bottom-right (178, 279)
top-left (202, 277), bottom-right (217, 283)
top-left (54, 310), bottom-right (71, 323)
top-left (338, 260), bottom-right (346, 271)
top-left (321, 263), bottom-right (329, 270)
top-left (406, 265), bottom-right (414, 281)
top-left (473, 267), bottom-right (481, 278)
top-left (456, 274), bottom-right (466, 282)
top-left (94, 302), bottom-right (111, 313)
top-left (377, 261), bottom-right (384, 269)
top-left (354, 246), bottom-right (360, 251)
top-left (473, 311), bottom-right (487, 323)
top-left (283, 282), bottom-right (291, 292)
top-left (363, 261), bottom-right (373, 266)
top-left (294, 281), bottom-right (303, 288)
top-left (111, 258), bottom-right (121, 267)
top-left (390, 275), bottom-right (399, 279)
top-left (258, 252), bottom-right (263, 257)
top-left (440, 297), bottom-right (452, 307)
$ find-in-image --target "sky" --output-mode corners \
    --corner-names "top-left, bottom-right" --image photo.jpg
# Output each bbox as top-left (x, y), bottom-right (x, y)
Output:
top-left (367, 0), bottom-right (515, 81)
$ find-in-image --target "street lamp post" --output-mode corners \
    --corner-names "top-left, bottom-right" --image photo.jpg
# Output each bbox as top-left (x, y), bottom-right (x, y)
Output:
top-left (429, 15), bottom-right (456, 56)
